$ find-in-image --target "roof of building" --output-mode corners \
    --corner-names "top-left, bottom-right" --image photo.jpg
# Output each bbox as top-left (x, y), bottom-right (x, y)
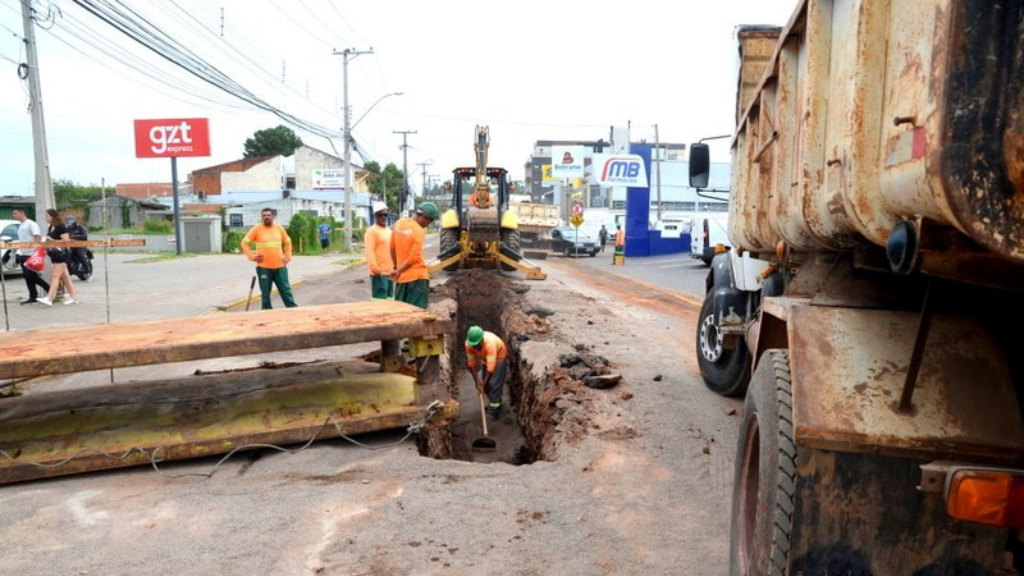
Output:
top-left (192, 155), bottom-right (278, 174)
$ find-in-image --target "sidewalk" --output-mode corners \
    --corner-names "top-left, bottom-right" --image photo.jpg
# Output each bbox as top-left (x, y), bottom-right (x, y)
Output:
top-left (0, 253), bottom-right (358, 332)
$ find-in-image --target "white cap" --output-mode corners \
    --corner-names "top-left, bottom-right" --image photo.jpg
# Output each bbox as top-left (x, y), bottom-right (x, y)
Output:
top-left (372, 201), bottom-right (389, 215)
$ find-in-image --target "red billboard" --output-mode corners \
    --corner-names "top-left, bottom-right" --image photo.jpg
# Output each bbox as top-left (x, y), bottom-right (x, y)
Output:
top-left (134, 118), bottom-right (211, 158)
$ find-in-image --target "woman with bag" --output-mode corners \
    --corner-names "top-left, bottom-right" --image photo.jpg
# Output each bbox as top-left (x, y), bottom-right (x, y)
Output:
top-left (37, 209), bottom-right (79, 306)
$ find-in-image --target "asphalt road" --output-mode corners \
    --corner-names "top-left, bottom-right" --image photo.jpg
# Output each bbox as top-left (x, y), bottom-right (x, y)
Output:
top-left (557, 247), bottom-right (710, 304)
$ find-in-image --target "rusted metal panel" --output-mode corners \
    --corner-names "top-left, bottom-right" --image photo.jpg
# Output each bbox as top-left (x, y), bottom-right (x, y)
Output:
top-left (735, 26), bottom-right (784, 127)
top-left (0, 362), bottom-right (459, 484)
top-left (787, 305), bottom-right (1024, 462)
top-left (0, 301), bottom-right (454, 380)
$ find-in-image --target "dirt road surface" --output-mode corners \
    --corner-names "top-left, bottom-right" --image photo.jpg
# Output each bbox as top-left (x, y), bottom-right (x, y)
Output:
top-left (0, 255), bottom-right (741, 576)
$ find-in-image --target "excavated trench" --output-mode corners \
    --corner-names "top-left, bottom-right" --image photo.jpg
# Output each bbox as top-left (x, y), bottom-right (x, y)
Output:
top-left (418, 269), bottom-right (616, 466)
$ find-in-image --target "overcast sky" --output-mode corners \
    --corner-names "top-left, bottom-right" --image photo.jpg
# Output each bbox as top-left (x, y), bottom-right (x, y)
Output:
top-left (0, 0), bottom-right (796, 195)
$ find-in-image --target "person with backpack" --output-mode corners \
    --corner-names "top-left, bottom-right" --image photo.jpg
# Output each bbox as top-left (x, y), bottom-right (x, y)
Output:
top-left (66, 215), bottom-right (92, 281)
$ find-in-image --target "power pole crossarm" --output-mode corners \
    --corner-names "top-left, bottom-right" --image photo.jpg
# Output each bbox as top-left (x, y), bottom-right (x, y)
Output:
top-left (332, 47), bottom-right (373, 253)
top-left (393, 130), bottom-right (417, 214)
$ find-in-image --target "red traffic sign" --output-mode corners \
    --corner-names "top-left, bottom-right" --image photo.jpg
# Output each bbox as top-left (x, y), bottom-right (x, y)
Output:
top-left (571, 203), bottom-right (583, 216)
top-left (134, 118), bottom-right (211, 158)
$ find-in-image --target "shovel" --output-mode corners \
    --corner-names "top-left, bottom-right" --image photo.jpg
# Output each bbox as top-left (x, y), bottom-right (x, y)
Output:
top-left (244, 274), bottom-right (257, 312)
top-left (472, 391), bottom-right (496, 451)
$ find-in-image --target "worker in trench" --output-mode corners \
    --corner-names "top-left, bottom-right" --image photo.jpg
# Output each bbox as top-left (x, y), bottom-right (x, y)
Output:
top-left (465, 325), bottom-right (509, 419)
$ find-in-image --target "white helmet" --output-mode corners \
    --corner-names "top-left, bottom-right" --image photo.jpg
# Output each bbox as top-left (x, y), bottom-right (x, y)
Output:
top-left (372, 201), bottom-right (389, 215)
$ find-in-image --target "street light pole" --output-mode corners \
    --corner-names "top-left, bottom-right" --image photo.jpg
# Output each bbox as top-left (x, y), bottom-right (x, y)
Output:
top-left (333, 47), bottom-right (373, 253)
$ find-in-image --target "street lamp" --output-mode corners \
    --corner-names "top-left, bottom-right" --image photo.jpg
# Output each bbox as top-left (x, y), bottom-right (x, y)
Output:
top-left (343, 90), bottom-right (403, 253)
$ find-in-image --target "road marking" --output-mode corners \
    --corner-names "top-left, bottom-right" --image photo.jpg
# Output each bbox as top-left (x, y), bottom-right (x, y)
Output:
top-left (658, 263), bottom-right (692, 269)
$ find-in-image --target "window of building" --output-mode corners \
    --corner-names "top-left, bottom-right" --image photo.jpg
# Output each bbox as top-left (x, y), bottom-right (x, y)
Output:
top-left (229, 213), bottom-right (244, 228)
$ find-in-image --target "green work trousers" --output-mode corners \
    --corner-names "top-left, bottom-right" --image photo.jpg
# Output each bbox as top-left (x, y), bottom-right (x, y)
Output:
top-left (257, 266), bottom-right (297, 310)
top-left (395, 279), bottom-right (429, 309)
top-left (371, 274), bottom-right (394, 300)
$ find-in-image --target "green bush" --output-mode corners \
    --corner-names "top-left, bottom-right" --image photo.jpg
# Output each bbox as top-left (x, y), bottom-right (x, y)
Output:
top-left (286, 212), bottom-right (321, 255)
top-left (224, 230), bottom-right (246, 253)
top-left (143, 219), bottom-right (174, 234)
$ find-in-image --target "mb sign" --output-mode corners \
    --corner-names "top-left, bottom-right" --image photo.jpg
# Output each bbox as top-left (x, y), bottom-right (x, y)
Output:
top-left (134, 118), bottom-right (211, 158)
top-left (593, 154), bottom-right (648, 187)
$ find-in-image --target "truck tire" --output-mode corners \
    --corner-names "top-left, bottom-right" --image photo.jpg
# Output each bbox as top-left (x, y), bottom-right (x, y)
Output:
top-left (730, 349), bottom-right (794, 576)
top-left (439, 228), bottom-right (461, 272)
top-left (500, 229), bottom-right (521, 271)
top-left (696, 293), bottom-right (752, 396)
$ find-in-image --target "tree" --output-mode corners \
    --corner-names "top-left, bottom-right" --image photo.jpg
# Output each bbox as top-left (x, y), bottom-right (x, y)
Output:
top-left (53, 178), bottom-right (105, 210)
top-left (243, 125), bottom-right (303, 158)
top-left (364, 161), bottom-right (405, 213)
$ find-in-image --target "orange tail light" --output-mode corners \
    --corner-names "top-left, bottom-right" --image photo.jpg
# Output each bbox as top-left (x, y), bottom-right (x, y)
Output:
top-left (946, 470), bottom-right (1024, 528)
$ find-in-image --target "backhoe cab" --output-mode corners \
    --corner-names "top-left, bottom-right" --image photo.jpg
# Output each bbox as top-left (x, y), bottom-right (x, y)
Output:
top-left (428, 126), bottom-right (545, 280)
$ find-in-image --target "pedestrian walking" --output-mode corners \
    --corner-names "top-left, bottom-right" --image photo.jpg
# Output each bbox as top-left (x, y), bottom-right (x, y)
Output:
top-left (598, 225), bottom-right (608, 253)
top-left (389, 202), bottom-right (439, 309)
top-left (241, 208), bottom-right (297, 310)
top-left (11, 207), bottom-right (50, 305)
top-left (364, 201), bottom-right (394, 300)
top-left (37, 209), bottom-right (79, 306)
top-left (613, 223), bottom-right (625, 263)
top-left (317, 220), bottom-right (332, 255)
top-left (465, 325), bottom-right (509, 419)
top-left (66, 215), bottom-right (91, 280)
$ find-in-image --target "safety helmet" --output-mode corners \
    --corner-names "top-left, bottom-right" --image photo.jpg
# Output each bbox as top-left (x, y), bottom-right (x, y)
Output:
top-left (372, 201), bottom-right (389, 215)
top-left (66, 215), bottom-right (77, 225)
top-left (416, 201), bottom-right (440, 221)
top-left (466, 325), bottom-right (484, 347)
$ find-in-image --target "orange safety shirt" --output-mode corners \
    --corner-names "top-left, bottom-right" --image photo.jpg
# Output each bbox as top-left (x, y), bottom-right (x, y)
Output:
top-left (615, 228), bottom-right (625, 247)
top-left (465, 331), bottom-right (508, 373)
top-left (364, 224), bottom-right (394, 275)
top-left (391, 217), bottom-right (429, 283)
top-left (241, 223), bottom-right (292, 269)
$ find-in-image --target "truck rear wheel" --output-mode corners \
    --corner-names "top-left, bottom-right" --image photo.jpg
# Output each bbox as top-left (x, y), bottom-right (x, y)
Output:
top-left (500, 229), bottom-right (521, 271)
top-left (731, 349), bottom-right (795, 576)
top-left (696, 294), bottom-right (752, 396)
top-left (439, 228), bottom-right (461, 272)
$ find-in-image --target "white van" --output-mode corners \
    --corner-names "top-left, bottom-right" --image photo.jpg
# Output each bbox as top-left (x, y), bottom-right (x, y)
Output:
top-left (690, 214), bottom-right (730, 265)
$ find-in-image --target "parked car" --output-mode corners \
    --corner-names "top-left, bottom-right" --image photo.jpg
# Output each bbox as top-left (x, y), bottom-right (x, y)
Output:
top-left (550, 227), bottom-right (599, 257)
top-left (0, 219), bottom-right (24, 277)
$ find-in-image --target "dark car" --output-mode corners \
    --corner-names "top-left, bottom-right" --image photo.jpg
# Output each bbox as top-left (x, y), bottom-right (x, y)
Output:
top-left (549, 227), bottom-right (599, 257)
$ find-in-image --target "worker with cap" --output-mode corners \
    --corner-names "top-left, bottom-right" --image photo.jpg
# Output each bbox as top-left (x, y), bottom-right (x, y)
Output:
top-left (613, 223), bottom-right (625, 263)
top-left (364, 201), bottom-right (394, 300)
top-left (390, 202), bottom-right (439, 309)
top-left (465, 325), bottom-right (508, 419)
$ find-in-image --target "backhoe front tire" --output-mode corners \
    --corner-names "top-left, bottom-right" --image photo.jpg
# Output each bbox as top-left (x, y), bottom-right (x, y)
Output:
top-left (439, 228), bottom-right (460, 272)
top-left (695, 293), bottom-right (752, 397)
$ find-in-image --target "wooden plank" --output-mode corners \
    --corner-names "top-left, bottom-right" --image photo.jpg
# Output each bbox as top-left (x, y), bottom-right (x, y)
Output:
top-left (0, 361), bottom-right (459, 484)
top-left (0, 301), bottom-right (454, 380)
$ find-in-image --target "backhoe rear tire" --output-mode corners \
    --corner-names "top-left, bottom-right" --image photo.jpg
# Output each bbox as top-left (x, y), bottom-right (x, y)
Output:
top-left (439, 228), bottom-right (461, 272)
top-left (500, 229), bottom-right (521, 271)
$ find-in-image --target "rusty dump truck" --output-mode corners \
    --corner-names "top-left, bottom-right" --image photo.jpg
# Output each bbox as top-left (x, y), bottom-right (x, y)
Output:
top-left (690, 0), bottom-right (1024, 574)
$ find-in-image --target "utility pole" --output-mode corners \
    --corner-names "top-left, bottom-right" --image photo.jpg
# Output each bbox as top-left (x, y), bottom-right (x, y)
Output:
top-left (21, 1), bottom-right (55, 217)
top-left (333, 47), bottom-right (373, 252)
top-left (219, 7), bottom-right (224, 37)
top-left (393, 130), bottom-right (417, 213)
top-left (416, 161), bottom-right (431, 205)
top-left (655, 123), bottom-right (662, 221)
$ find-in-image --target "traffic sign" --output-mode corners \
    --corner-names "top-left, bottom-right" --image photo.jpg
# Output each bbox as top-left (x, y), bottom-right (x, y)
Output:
top-left (570, 214), bottom-right (584, 228)
top-left (571, 203), bottom-right (583, 216)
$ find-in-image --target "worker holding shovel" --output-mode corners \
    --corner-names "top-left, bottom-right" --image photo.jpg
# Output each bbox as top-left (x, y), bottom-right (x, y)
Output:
top-left (465, 326), bottom-right (509, 420)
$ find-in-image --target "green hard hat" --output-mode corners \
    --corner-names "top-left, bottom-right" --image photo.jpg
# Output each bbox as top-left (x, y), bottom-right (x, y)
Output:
top-left (416, 201), bottom-right (440, 220)
top-left (466, 325), bottom-right (484, 346)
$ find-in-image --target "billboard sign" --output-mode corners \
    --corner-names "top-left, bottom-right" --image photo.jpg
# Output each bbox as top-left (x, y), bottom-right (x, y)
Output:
top-left (592, 154), bottom-right (648, 187)
top-left (134, 118), bottom-right (210, 158)
top-left (313, 168), bottom-right (346, 189)
top-left (551, 145), bottom-right (585, 178)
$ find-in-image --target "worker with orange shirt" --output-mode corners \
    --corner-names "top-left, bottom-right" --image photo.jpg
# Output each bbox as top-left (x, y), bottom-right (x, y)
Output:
top-left (465, 325), bottom-right (509, 419)
top-left (389, 202), bottom-right (439, 309)
top-left (241, 207), bottom-right (297, 310)
top-left (613, 223), bottom-right (625, 263)
top-left (364, 201), bottom-right (394, 300)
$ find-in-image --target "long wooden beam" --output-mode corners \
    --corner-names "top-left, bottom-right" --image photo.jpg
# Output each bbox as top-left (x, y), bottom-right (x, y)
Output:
top-left (0, 361), bottom-right (458, 484)
top-left (0, 301), bottom-right (454, 380)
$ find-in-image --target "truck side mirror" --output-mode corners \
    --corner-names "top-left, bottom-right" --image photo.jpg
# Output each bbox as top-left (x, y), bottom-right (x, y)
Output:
top-left (689, 143), bottom-right (710, 190)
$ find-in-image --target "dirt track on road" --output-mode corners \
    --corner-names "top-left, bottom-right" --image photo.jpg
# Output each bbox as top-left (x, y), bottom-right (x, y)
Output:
top-left (0, 259), bottom-right (742, 576)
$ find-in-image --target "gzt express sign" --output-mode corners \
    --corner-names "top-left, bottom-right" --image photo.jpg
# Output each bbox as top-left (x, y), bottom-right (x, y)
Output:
top-left (593, 154), bottom-right (648, 187)
top-left (134, 118), bottom-right (211, 158)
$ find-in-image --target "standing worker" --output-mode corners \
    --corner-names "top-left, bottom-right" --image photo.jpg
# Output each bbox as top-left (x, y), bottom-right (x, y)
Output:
top-left (241, 208), bottom-right (297, 310)
top-left (613, 223), bottom-right (625, 263)
top-left (317, 220), bottom-right (332, 256)
top-left (465, 326), bottom-right (509, 419)
top-left (389, 202), bottom-right (439, 309)
top-left (364, 201), bottom-right (394, 300)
